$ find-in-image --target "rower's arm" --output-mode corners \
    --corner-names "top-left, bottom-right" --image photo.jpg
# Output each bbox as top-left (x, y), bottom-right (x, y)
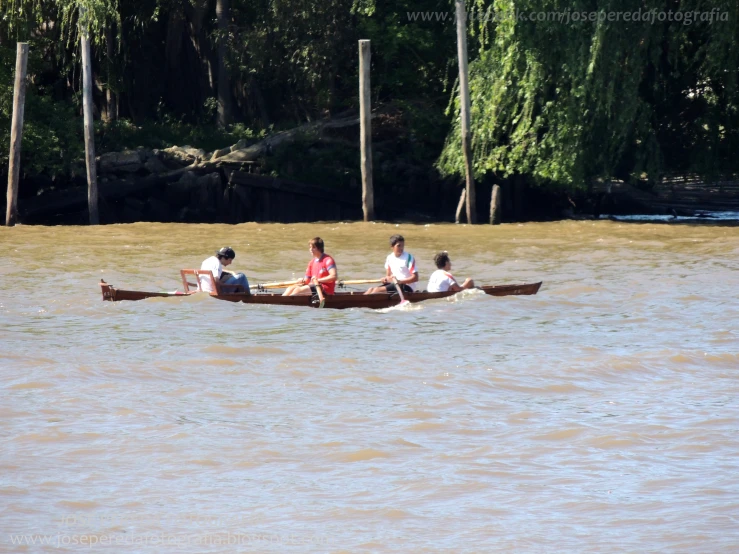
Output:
top-left (315, 267), bottom-right (337, 284)
top-left (395, 272), bottom-right (419, 286)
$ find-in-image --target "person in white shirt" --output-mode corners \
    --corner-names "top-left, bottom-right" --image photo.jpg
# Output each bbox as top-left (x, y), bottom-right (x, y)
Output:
top-left (200, 246), bottom-right (250, 293)
top-left (427, 251), bottom-right (474, 292)
top-left (365, 234), bottom-right (419, 294)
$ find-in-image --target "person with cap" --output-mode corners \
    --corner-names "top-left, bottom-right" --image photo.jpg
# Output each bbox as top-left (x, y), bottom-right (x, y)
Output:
top-left (282, 237), bottom-right (338, 296)
top-left (200, 247), bottom-right (250, 293)
top-left (426, 251), bottom-right (474, 292)
top-left (364, 234), bottom-right (419, 295)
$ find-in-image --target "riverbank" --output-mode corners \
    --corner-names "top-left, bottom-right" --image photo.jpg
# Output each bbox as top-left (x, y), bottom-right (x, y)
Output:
top-left (6, 116), bottom-right (739, 225)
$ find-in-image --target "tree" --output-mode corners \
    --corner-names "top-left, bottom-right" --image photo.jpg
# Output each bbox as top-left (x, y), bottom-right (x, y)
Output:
top-left (438, 0), bottom-right (739, 189)
top-left (215, 0), bottom-right (233, 127)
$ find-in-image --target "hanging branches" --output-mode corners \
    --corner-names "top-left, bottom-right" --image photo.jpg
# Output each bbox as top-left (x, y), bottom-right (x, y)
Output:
top-left (1, 0), bottom-right (120, 45)
top-left (439, 0), bottom-right (739, 189)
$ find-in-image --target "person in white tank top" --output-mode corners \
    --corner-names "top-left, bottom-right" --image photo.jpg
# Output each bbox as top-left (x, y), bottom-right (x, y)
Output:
top-left (426, 251), bottom-right (474, 292)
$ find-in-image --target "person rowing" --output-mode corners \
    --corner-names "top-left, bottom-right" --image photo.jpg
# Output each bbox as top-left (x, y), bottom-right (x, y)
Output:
top-left (282, 237), bottom-right (338, 297)
top-left (200, 246), bottom-right (250, 293)
top-left (364, 234), bottom-right (418, 295)
top-left (426, 251), bottom-right (474, 292)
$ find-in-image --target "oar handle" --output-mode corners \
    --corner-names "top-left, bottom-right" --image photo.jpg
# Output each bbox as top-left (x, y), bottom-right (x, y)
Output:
top-left (338, 279), bottom-right (384, 286)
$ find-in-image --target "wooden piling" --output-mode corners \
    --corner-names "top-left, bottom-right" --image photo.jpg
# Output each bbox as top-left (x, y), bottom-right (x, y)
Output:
top-left (489, 184), bottom-right (501, 225)
top-left (359, 39), bottom-right (374, 222)
top-left (80, 9), bottom-right (99, 225)
top-left (455, 0), bottom-right (476, 224)
top-left (5, 42), bottom-right (29, 227)
top-left (455, 188), bottom-right (466, 224)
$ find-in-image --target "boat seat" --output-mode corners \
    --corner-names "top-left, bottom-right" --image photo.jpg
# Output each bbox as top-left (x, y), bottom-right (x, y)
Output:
top-left (179, 269), bottom-right (243, 295)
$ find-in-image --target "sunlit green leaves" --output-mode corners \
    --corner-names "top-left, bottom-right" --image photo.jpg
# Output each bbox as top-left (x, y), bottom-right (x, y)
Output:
top-left (440, 0), bottom-right (739, 189)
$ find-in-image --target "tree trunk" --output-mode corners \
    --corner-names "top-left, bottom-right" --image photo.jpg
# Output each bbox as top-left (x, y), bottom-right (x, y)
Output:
top-left (215, 0), bottom-right (232, 127)
top-left (105, 25), bottom-right (117, 122)
top-left (253, 80), bottom-right (270, 127)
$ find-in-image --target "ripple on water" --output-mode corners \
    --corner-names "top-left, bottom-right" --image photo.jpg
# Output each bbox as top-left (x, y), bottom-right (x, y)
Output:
top-left (2, 221), bottom-right (739, 551)
top-left (331, 449), bottom-right (391, 463)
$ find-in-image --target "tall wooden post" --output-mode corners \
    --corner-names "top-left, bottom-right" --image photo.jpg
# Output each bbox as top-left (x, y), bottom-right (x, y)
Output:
top-left (359, 39), bottom-right (374, 222)
top-left (5, 42), bottom-right (29, 227)
top-left (455, 0), bottom-right (476, 223)
top-left (489, 184), bottom-right (501, 224)
top-left (80, 9), bottom-right (99, 225)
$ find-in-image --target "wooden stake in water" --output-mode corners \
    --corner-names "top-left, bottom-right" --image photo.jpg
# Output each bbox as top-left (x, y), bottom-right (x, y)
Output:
top-left (490, 184), bottom-right (501, 225)
top-left (80, 8), bottom-right (99, 225)
top-left (359, 39), bottom-right (375, 222)
top-left (5, 43), bottom-right (29, 227)
top-left (455, 0), bottom-right (476, 224)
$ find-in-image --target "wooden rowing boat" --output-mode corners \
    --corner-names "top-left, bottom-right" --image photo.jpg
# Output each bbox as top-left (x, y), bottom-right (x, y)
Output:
top-left (100, 279), bottom-right (542, 309)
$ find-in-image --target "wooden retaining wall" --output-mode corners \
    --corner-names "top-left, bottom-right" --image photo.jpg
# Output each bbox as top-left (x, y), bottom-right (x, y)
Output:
top-left (593, 174), bottom-right (739, 214)
top-left (226, 171), bottom-right (362, 223)
top-left (652, 174), bottom-right (739, 212)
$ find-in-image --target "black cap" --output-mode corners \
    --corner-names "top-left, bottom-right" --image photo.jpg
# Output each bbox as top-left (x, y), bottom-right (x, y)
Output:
top-left (216, 246), bottom-right (235, 259)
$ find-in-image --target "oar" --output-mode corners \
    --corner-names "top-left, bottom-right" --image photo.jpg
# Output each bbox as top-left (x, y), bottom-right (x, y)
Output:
top-left (391, 276), bottom-right (410, 307)
top-left (338, 279), bottom-right (383, 286)
top-left (259, 279), bottom-right (301, 289)
top-left (312, 278), bottom-right (326, 308)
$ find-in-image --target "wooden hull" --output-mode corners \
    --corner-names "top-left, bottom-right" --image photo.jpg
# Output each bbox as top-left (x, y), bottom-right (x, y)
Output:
top-left (101, 280), bottom-right (542, 308)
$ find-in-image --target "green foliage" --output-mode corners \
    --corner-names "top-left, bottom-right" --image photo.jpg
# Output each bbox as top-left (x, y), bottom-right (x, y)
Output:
top-left (0, 47), bottom-right (261, 179)
top-left (96, 116), bottom-right (262, 154)
top-left (355, 0), bottom-right (458, 101)
top-left (264, 133), bottom-right (361, 189)
top-left (0, 45), bottom-right (84, 177)
top-left (7, 0), bottom-right (737, 197)
top-left (439, 0), bottom-right (739, 189)
top-left (0, 0), bottom-right (120, 44)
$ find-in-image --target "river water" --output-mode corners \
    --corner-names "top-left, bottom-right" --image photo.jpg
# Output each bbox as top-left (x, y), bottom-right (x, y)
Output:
top-left (1, 221), bottom-right (738, 552)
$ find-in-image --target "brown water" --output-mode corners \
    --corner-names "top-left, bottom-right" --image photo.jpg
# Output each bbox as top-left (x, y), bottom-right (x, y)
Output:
top-left (1, 221), bottom-right (738, 552)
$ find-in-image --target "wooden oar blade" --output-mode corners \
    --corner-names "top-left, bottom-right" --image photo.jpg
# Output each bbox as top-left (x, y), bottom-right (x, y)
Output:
top-left (312, 279), bottom-right (326, 308)
top-left (391, 276), bottom-right (409, 306)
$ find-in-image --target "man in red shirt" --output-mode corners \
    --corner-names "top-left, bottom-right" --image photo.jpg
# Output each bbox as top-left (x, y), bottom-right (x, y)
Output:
top-left (282, 237), bottom-right (338, 296)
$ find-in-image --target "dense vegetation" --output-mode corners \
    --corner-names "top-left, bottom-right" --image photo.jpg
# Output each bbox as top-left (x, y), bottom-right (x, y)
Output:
top-left (439, 0), bottom-right (739, 190)
top-left (1, 0), bottom-right (738, 205)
